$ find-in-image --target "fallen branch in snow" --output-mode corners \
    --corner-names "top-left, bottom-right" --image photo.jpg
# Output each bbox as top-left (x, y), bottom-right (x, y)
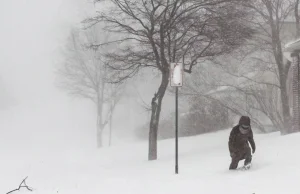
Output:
top-left (6, 177), bottom-right (33, 194)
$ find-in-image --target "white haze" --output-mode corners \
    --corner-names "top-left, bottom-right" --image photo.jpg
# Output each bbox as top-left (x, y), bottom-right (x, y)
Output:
top-left (2, 1), bottom-right (300, 194)
top-left (0, 0), bottom-right (162, 152)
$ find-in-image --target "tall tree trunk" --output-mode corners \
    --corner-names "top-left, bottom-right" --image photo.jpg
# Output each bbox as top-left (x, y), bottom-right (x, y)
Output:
top-left (97, 118), bottom-right (103, 148)
top-left (295, 0), bottom-right (300, 38)
top-left (96, 87), bottom-right (104, 148)
top-left (279, 65), bottom-right (291, 134)
top-left (271, 31), bottom-right (291, 133)
top-left (148, 72), bottom-right (169, 160)
top-left (265, 0), bottom-right (291, 133)
top-left (96, 98), bottom-right (104, 148)
top-left (109, 100), bottom-right (113, 146)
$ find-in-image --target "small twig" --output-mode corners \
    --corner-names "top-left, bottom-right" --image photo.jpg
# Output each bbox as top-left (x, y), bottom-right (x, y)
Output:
top-left (6, 177), bottom-right (33, 194)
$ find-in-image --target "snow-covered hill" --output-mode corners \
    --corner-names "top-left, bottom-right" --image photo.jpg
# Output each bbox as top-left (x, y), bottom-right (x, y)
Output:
top-left (1, 130), bottom-right (300, 194)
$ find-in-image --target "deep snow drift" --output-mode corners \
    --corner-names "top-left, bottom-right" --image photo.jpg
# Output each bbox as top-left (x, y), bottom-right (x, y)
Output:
top-left (1, 130), bottom-right (300, 194)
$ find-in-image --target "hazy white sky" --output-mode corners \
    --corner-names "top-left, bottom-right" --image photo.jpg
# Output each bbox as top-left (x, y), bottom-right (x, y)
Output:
top-left (0, 0), bottom-right (101, 149)
top-left (0, 0), bottom-right (175, 150)
top-left (0, 0), bottom-right (82, 105)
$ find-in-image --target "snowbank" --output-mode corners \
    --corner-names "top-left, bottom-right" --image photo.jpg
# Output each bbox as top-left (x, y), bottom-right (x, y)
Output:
top-left (1, 130), bottom-right (300, 194)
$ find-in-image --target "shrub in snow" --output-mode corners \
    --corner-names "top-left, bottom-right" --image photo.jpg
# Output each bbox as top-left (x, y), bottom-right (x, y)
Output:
top-left (134, 97), bottom-right (231, 140)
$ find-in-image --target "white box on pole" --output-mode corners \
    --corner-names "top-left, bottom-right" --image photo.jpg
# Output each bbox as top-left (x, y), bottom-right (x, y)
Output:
top-left (170, 63), bottom-right (183, 87)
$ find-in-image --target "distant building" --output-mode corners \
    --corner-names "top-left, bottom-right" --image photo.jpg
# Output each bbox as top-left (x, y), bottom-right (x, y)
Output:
top-left (283, 38), bottom-right (300, 132)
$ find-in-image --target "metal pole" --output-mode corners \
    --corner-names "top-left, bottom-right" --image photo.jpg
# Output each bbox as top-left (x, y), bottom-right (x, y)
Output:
top-left (175, 86), bottom-right (179, 174)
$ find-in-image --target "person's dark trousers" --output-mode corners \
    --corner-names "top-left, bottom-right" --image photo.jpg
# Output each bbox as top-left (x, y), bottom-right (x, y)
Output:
top-left (229, 148), bottom-right (252, 170)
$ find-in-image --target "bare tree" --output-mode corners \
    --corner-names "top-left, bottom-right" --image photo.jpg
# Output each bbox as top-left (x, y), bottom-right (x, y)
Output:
top-left (295, 0), bottom-right (300, 37)
top-left (83, 0), bottom-right (253, 160)
top-left (215, 56), bottom-right (284, 131)
top-left (180, 60), bottom-right (270, 132)
top-left (239, 0), bottom-right (297, 134)
top-left (57, 27), bottom-right (123, 148)
top-left (198, 0), bottom-right (300, 134)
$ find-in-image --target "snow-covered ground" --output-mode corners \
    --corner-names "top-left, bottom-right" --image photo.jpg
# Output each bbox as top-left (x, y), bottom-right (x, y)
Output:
top-left (1, 129), bottom-right (300, 194)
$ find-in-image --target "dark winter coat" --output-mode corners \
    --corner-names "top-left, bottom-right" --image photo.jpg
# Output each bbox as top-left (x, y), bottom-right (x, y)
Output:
top-left (228, 116), bottom-right (256, 160)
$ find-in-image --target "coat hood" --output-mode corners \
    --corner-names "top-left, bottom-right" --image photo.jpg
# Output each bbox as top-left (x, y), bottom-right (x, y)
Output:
top-left (239, 116), bottom-right (250, 126)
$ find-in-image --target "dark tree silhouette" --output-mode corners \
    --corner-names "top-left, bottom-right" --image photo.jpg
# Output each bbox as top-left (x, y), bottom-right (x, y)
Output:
top-left (83, 0), bottom-right (254, 160)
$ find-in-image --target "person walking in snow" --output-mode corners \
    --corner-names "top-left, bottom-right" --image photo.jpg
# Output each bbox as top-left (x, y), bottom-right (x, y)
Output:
top-left (228, 116), bottom-right (256, 170)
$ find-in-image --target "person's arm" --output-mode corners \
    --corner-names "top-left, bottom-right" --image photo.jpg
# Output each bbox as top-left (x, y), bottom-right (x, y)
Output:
top-left (228, 128), bottom-right (237, 153)
top-left (248, 130), bottom-right (256, 154)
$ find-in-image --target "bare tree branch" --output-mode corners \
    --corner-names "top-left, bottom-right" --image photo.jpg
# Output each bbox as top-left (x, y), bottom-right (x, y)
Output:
top-left (6, 177), bottom-right (33, 194)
